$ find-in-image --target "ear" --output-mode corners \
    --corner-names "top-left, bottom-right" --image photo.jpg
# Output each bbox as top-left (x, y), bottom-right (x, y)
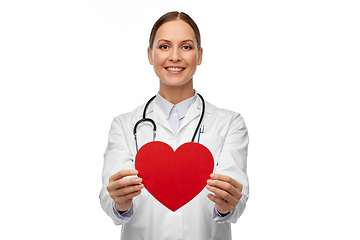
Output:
top-left (147, 47), bottom-right (154, 65)
top-left (197, 47), bottom-right (203, 66)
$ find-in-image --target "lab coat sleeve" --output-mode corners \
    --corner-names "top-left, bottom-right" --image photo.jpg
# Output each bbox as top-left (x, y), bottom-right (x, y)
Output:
top-left (99, 116), bottom-right (138, 225)
top-left (210, 112), bottom-right (249, 223)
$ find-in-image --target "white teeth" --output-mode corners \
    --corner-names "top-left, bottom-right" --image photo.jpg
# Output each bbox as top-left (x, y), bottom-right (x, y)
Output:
top-left (166, 67), bottom-right (184, 72)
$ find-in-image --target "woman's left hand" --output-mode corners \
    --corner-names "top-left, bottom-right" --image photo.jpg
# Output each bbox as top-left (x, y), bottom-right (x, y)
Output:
top-left (206, 173), bottom-right (243, 215)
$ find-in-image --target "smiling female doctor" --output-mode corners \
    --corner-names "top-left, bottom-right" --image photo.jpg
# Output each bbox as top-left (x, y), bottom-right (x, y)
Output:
top-left (100, 11), bottom-right (249, 240)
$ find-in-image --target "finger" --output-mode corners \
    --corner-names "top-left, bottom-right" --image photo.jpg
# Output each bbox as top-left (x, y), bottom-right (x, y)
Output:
top-left (115, 189), bottom-right (142, 204)
top-left (113, 184), bottom-right (144, 198)
top-left (210, 173), bottom-right (243, 192)
top-left (207, 179), bottom-right (241, 200)
top-left (109, 177), bottom-right (142, 192)
top-left (110, 169), bottom-right (138, 182)
top-left (207, 193), bottom-right (232, 212)
top-left (207, 193), bottom-right (225, 205)
top-left (206, 184), bottom-right (238, 206)
top-left (118, 176), bottom-right (143, 187)
top-left (207, 193), bottom-right (233, 215)
top-left (107, 175), bottom-right (142, 193)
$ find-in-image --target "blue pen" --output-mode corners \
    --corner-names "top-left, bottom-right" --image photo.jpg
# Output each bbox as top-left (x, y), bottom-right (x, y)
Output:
top-left (197, 125), bottom-right (204, 143)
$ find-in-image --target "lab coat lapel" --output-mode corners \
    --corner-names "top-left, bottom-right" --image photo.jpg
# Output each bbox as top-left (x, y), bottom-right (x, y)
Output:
top-left (177, 97), bottom-right (201, 133)
top-left (150, 103), bottom-right (173, 133)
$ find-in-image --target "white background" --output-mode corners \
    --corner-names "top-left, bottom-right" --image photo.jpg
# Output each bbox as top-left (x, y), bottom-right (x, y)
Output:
top-left (1, 0), bottom-right (359, 239)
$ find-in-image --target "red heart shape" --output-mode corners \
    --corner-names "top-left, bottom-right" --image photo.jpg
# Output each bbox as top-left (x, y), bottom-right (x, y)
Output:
top-left (135, 141), bottom-right (214, 212)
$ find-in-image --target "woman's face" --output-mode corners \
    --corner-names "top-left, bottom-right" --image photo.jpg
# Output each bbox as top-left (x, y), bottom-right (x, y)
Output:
top-left (148, 20), bottom-right (203, 88)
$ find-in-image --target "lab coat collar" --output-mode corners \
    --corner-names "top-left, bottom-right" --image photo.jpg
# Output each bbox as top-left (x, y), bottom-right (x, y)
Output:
top-left (155, 91), bottom-right (197, 121)
top-left (140, 93), bottom-right (215, 134)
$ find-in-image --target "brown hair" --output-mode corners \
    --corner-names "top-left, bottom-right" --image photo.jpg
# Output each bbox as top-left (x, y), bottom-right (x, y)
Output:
top-left (149, 11), bottom-right (201, 50)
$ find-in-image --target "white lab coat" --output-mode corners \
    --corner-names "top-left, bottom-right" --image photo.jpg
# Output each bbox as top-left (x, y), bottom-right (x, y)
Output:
top-left (100, 96), bottom-right (249, 240)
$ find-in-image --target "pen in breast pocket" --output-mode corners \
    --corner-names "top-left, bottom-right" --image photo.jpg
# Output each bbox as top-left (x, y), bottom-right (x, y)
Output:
top-left (197, 125), bottom-right (204, 143)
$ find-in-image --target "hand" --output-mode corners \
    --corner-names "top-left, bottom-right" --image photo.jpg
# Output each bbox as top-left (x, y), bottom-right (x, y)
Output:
top-left (206, 173), bottom-right (243, 215)
top-left (107, 169), bottom-right (144, 212)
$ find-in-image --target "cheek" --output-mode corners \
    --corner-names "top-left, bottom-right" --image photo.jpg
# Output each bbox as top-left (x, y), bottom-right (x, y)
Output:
top-left (185, 52), bottom-right (198, 65)
top-left (153, 52), bottom-right (167, 67)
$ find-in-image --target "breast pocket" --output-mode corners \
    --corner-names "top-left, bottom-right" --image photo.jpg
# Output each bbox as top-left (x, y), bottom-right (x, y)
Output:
top-left (199, 133), bottom-right (224, 166)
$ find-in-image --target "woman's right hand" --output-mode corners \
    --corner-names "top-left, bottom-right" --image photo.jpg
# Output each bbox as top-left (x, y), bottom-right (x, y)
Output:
top-left (107, 169), bottom-right (143, 212)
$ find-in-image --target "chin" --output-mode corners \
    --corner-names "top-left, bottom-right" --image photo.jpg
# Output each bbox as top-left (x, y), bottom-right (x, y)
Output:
top-left (161, 78), bottom-right (192, 87)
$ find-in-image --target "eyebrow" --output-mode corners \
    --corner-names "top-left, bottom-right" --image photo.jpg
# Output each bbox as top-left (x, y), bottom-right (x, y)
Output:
top-left (157, 39), bottom-right (195, 44)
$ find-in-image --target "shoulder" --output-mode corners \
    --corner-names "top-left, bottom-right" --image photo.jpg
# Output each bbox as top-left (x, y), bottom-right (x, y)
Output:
top-left (112, 103), bottom-right (145, 126)
top-left (204, 100), bottom-right (247, 137)
top-left (117, 103), bottom-right (144, 118)
top-left (205, 100), bottom-right (244, 122)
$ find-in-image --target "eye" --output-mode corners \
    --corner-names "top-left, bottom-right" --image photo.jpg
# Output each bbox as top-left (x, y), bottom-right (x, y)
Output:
top-left (160, 45), bottom-right (170, 50)
top-left (182, 45), bottom-right (192, 50)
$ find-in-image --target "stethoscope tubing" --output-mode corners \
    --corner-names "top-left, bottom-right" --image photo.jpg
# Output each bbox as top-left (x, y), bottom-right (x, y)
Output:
top-left (191, 93), bottom-right (205, 142)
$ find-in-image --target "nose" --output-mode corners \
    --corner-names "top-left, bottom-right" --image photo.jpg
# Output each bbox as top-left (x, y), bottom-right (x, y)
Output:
top-left (169, 48), bottom-right (181, 62)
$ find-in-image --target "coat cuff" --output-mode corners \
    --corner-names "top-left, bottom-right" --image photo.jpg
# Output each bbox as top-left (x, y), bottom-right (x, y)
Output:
top-left (213, 206), bottom-right (235, 222)
top-left (112, 201), bottom-right (133, 220)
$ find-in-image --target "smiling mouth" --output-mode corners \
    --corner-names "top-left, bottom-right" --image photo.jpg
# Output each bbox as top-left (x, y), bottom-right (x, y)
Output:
top-left (165, 67), bottom-right (186, 72)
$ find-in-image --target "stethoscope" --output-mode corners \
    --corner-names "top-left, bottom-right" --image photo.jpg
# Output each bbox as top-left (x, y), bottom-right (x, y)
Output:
top-left (133, 93), bottom-right (205, 152)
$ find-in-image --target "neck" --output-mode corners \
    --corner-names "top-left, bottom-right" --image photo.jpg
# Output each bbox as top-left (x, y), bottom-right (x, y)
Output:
top-left (159, 79), bottom-right (194, 105)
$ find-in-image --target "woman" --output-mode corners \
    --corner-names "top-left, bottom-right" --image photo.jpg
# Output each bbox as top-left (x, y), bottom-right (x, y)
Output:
top-left (100, 11), bottom-right (249, 240)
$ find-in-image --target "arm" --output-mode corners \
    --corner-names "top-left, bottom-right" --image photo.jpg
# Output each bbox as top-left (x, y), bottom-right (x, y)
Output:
top-left (207, 112), bottom-right (249, 223)
top-left (99, 116), bottom-right (141, 225)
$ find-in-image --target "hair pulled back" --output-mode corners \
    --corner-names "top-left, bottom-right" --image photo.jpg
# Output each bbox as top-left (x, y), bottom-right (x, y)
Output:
top-left (149, 11), bottom-right (201, 50)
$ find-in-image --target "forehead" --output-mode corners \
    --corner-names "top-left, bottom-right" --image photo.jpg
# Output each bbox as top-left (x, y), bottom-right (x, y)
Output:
top-left (154, 20), bottom-right (196, 42)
